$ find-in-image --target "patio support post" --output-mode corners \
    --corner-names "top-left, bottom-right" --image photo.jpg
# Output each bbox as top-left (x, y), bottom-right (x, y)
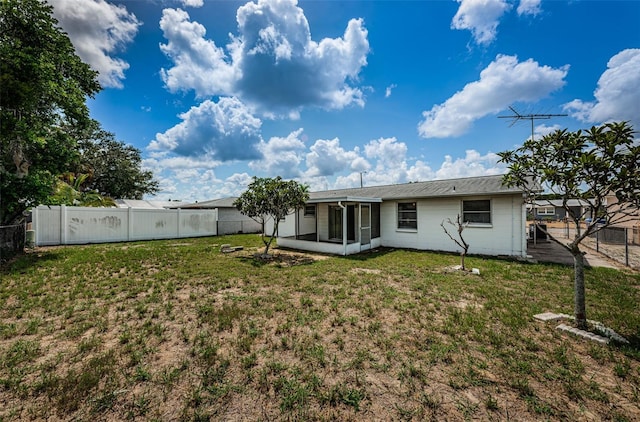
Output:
top-left (342, 203), bottom-right (347, 256)
top-left (338, 201), bottom-right (347, 256)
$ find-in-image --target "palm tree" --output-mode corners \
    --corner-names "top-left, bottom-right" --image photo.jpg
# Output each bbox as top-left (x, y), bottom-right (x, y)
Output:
top-left (48, 173), bottom-right (116, 207)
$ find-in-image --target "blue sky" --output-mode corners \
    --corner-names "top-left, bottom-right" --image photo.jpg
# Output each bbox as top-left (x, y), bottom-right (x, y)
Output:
top-left (49, 0), bottom-right (640, 202)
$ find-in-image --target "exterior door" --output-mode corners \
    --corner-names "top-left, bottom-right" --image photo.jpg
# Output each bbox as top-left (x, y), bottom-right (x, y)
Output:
top-left (360, 204), bottom-right (371, 250)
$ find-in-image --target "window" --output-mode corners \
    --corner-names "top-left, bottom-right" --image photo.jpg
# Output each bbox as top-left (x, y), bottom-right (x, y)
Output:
top-left (538, 207), bottom-right (555, 215)
top-left (462, 200), bottom-right (491, 224)
top-left (304, 204), bottom-right (316, 217)
top-left (397, 202), bottom-right (417, 230)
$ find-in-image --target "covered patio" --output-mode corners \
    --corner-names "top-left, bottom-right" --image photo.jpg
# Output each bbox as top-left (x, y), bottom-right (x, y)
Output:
top-left (277, 196), bottom-right (382, 256)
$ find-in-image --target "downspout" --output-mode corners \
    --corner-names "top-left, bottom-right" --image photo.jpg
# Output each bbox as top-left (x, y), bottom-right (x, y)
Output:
top-left (338, 201), bottom-right (347, 256)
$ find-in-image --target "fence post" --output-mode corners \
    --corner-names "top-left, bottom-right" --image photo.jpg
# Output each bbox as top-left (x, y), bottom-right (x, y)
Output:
top-left (625, 228), bottom-right (629, 267)
top-left (177, 208), bottom-right (181, 238)
top-left (60, 205), bottom-right (67, 245)
top-left (33, 206), bottom-right (38, 246)
top-left (596, 229), bottom-right (599, 252)
top-left (127, 207), bottom-right (133, 241)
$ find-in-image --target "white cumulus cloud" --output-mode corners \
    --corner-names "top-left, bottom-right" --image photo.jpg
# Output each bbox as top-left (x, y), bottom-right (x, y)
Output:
top-left (50, 0), bottom-right (140, 88)
top-left (159, 0), bottom-right (370, 115)
top-left (451, 0), bottom-right (511, 45)
top-left (149, 97), bottom-right (262, 161)
top-left (249, 129), bottom-right (307, 178)
top-left (365, 137), bottom-right (408, 172)
top-left (159, 8), bottom-right (236, 97)
top-left (305, 138), bottom-right (363, 177)
top-left (418, 55), bottom-right (569, 138)
top-left (517, 0), bottom-right (542, 16)
top-left (181, 0), bottom-right (204, 8)
top-left (434, 150), bottom-right (504, 179)
top-left (563, 49), bottom-right (640, 129)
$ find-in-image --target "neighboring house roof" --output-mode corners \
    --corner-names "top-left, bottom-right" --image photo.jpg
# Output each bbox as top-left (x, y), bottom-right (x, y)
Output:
top-left (309, 174), bottom-right (524, 201)
top-left (530, 199), bottom-right (594, 208)
top-left (115, 199), bottom-right (182, 209)
top-left (172, 197), bottom-right (238, 209)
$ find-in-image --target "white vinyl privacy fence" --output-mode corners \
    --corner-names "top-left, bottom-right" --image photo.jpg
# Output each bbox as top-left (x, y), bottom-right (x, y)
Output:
top-left (32, 205), bottom-right (218, 246)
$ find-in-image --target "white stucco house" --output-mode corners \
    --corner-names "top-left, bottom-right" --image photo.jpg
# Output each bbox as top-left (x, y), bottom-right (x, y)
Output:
top-left (269, 175), bottom-right (532, 258)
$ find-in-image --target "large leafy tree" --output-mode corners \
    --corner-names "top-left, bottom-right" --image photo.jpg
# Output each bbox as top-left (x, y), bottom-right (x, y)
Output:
top-left (498, 121), bottom-right (640, 330)
top-left (234, 176), bottom-right (309, 257)
top-left (0, 0), bottom-right (100, 224)
top-left (74, 121), bottom-right (159, 199)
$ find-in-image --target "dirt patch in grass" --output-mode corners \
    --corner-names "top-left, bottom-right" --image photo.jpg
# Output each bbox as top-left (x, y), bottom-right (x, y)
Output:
top-left (231, 247), bottom-right (330, 267)
top-left (350, 268), bottom-right (382, 275)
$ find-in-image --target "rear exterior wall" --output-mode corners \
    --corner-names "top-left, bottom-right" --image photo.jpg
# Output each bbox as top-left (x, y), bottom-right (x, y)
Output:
top-left (379, 195), bottom-right (526, 257)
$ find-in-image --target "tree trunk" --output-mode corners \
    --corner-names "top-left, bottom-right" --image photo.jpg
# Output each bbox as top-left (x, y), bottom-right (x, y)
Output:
top-left (263, 223), bottom-right (278, 257)
top-left (460, 252), bottom-right (466, 271)
top-left (572, 249), bottom-right (587, 330)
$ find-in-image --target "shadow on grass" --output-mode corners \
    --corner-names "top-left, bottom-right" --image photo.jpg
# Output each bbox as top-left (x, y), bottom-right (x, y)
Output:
top-left (0, 250), bottom-right (63, 275)
top-left (236, 252), bottom-right (318, 268)
top-left (339, 247), bottom-right (397, 262)
top-left (236, 255), bottom-right (272, 268)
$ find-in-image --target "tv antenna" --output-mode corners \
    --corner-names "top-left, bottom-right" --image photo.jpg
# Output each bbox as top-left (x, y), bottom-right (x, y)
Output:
top-left (498, 106), bottom-right (567, 246)
top-left (498, 106), bottom-right (567, 141)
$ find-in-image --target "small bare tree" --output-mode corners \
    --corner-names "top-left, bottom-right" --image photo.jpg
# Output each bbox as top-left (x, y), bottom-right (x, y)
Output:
top-left (441, 214), bottom-right (470, 270)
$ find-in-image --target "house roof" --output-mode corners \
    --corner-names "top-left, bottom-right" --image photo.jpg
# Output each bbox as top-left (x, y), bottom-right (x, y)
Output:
top-left (115, 199), bottom-right (182, 209)
top-left (171, 197), bottom-right (238, 209)
top-left (181, 175), bottom-right (528, 208)
top-left (531, 199), bottom-right (594, 208)
top-left (308, 196), bottom-right (383, 204)
top-left (309, 174), bottom-right (525, 201)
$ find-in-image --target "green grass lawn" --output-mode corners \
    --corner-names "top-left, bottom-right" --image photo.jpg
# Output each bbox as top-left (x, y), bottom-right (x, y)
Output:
top-left (1, 234), bottom-right (639, 421)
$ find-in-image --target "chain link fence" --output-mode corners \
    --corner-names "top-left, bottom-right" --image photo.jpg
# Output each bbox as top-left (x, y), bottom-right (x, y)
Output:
top-left (588, 225), bottom-right (639, 268)
top-left (544, 222), bottom-right (640, 269)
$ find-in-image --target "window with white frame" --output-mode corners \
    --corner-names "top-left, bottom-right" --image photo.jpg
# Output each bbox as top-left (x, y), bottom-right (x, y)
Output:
top-left (462, 199), bottom-right (491, 224)
top-left (397, 202), bottom-right (417, 229)
top-left (304, 204), bottom-right (316, 217)
top-left (537, 207), bottom-right (555, 215)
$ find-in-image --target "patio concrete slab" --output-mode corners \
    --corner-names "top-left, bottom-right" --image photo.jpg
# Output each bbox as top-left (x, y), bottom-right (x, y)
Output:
top-left (533, 312), bottom-right (569, 322)
top-left (526, 239), bottom-right (622, 269)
